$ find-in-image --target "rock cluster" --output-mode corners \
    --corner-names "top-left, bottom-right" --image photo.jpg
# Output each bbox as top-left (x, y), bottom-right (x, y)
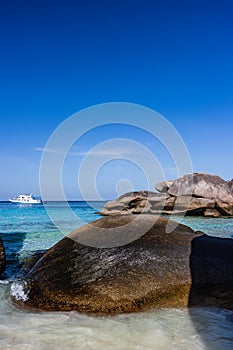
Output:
top-left (12, 215), bottom-right (233, 314)
top-left (101, 173), bottom-right (233, 217)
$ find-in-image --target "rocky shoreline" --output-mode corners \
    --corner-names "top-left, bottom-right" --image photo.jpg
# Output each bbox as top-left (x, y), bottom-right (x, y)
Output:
top-left (101, 173), bottom-right (233, 217)
top-left (5, 172), bottom-right (233, 315)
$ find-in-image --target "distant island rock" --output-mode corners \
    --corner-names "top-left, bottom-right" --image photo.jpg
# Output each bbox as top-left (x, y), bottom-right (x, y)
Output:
top-left (101, 173), bottom-right (233, 217)
top-left (0, 236), bottom-right (6, 275)
top-left (12, 215), bottom-right (233, 314)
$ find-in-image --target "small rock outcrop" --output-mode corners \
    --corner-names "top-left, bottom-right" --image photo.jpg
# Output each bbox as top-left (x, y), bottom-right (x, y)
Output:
top-left (101, 173), bottom-right (233, 217)
top-left (12, 215), bottom-right (233, 314)
top-left (0, 236), bottom-right (6, 275)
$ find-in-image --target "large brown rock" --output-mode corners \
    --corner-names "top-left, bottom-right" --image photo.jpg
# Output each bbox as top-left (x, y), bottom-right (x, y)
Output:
top-left (0, 236), bottom-right (6, 275)
top-left (12, 216), bottom-right (233, 314)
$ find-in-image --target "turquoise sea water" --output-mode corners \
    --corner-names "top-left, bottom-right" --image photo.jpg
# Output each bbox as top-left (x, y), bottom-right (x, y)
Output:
top-left (0, 201), bottom-right (104, 278)
top-left (0, 202), bottom-right (232, 349)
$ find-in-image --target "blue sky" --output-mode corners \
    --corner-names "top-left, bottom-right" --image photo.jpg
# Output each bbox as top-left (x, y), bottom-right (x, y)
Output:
top-left (0, 0), bottom-right (233, 200)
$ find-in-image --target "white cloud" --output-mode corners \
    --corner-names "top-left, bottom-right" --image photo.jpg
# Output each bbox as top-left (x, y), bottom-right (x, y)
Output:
top-left (70, 149), bottom-right (134, 157)
top-left (34, 147), bottom-right (59, 154)
top-left (34, 147), bottom-right (140, 157)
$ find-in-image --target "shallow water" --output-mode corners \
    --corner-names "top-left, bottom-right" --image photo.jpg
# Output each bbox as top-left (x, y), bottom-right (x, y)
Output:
top-left (0, 281), bottom-right (233, 350)
top-left (0, 283), bottom-right (232, 350)
top-left (0, 202), bottom-right (232, 349)
top-left (172, 215), bottom-right (233, 239)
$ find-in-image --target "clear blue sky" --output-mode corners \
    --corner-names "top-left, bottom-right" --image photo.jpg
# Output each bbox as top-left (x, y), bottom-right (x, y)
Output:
top-left (0, 0), bottom-right (233, 200)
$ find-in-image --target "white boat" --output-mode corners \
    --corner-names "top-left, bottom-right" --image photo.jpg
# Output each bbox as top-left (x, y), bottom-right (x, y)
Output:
top-left (9, 194), bottom-right (42, 204)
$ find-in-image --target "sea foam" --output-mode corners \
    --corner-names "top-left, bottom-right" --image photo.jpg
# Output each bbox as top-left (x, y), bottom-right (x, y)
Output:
top-left (10, 281), bottom-right (29, 302)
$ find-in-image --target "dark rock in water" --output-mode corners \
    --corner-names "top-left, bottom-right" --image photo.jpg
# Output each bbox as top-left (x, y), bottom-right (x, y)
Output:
top-left (12, 216), bottom-right (233, 314)
top-left (0, 236), bottom-right (6, 275)
top-left (189, 235), bottom-right (233, 309)
top-left (101, 173), bottom-right (233, 217)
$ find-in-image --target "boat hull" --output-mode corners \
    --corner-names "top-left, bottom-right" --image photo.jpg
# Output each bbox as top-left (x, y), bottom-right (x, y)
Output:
top-left (9, 200), bottom-right (42, 204)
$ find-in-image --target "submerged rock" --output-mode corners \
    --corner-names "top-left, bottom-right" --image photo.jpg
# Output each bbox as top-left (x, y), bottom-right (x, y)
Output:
top-left (12, 216), bottom-right (233, 314)
top-left (0, 236), bottom-right (6, 275)
top-left (101, 173), bottom-right (233, 217)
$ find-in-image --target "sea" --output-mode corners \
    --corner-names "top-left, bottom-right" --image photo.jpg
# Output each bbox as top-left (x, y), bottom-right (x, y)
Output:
top-left (0, 201), bottom-right (232, 350)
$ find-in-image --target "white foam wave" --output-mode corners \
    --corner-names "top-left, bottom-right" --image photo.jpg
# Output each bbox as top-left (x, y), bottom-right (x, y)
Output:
top-left (10, 281), bottom-right (29, 302)
top-left (0, 279), bottom-right (10, 285)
